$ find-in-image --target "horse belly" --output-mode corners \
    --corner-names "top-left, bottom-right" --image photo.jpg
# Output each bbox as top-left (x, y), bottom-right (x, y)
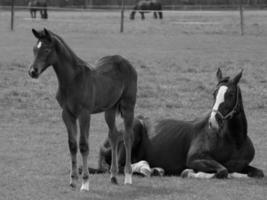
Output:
top-left (146, 141), bottom-right (188, 174)
top-left (92, 81), bottom-right (124, 114)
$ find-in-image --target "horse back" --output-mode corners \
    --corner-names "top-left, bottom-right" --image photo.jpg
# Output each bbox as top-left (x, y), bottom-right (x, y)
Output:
top-left (137, 0), bottom-right (162, 10)
top-left (95, 55), bottom-right (137, 84)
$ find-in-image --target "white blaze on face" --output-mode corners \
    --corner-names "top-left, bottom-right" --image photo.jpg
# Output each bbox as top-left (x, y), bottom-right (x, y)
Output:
top-left (37, 41), bottom-right (42, 49)
top-left (209, 85), bottom-right (228, 129)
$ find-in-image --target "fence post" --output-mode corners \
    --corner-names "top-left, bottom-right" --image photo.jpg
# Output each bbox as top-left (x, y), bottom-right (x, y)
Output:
top-left (239, 0), bottom-right (244, 36)
top-left (120, 0), bottom-right (125, 33)
top-left (11, 0), bottom-right (15, 31)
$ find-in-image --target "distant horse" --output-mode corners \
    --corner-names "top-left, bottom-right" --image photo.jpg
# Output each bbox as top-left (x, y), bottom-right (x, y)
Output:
top-left (90, 69), bottom-right (264, 179)
top-left (28, 28), bottom-right (137, 191)
top-left (28, 0), bottom-right (48, 19)
top-left (130, 0), bottom-right (163, 20)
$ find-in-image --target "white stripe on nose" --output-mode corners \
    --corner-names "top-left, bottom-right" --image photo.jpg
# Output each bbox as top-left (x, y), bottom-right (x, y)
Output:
top-left (37, 41), bottom-right (42, 49)
top-left (209, 86), bottom-right (228, 129)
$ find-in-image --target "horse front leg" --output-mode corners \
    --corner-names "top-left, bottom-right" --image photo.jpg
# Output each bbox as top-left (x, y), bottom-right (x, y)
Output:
top-left (105, 109), bottom-right (120, 184)
top-left (185, 156), bottom-right (228, 179)
top-left (79, 111), bottom-right (91, 191)
top-left (241, 165), bottom-right (264, 178)
top-left (158, 11), bottom-right (163, 19)
top-left (153, 12), bottom-right (158, 19)
top-left (62, 110), bottom-right (78, 188)
top-left (130, 11), bottom-right (136, 20)
top-left (140, 12), bottom-right (145, 20)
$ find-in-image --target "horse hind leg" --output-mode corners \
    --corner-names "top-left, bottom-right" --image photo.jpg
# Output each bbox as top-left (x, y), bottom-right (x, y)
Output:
top-left (130, 11), bottom-right (136, 20)
top-left (105, 108), bottom-right (120, 184)
top-left (78, 111), bottom-right (91, 191)
top-left (62, 110), bottom-right (79, 188)
top-left (158, 11), bottom-right (163, 19)
top-left (140, 12), bottom-right (145, 20)
top-left (120, 100), bottom-right (136, 184)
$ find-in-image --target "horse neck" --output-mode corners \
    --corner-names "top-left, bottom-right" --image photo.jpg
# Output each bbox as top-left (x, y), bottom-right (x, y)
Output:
top-left (52, 37), bottom-right (87, 87)
top-left (224, 92), bottom-right (248, 147)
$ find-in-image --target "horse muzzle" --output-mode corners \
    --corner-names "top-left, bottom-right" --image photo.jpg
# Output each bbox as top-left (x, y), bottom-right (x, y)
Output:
top-left (28, 65), bottom-right (40, 79)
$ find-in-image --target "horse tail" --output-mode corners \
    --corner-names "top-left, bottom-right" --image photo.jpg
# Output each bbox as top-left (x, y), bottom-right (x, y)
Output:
top-left (79, 166), bottom-right (107, 174)
top-left (136, 114), bottom-right (150, 134)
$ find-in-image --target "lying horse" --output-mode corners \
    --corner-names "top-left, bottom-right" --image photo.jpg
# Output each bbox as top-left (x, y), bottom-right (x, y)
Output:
top-left (28, 0), bottom-right (48, 19)
top-left (28, 28), bottom-right (137, 191)
top-left (90, 69), bottom-right (264, 179)
top-left (130, 0), bottom-right (163, 20)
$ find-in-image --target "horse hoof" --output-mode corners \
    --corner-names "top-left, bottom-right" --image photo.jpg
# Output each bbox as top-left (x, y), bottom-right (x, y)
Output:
top-left (181, 169), bottom-right (194, 178)
top-left (80, 182), bottom-right (90, 191)
top-left (70, 182), bottom-right (76, 188)
top-left (151, 168), bottom-right (165, 177)
top-left (216, 169), bottom-right (228, 179)
top-left (124, 173), bottom-right (132, 184)
top-left (111, 177), bottom-right (118, 185)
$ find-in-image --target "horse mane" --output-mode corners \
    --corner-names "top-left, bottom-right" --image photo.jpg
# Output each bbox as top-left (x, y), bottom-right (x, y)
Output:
top-left (192, 111), bottom-right (210, 130)
top-left (217, 76), bottom-right (230, 85)
top-left (49, 31), bottom-right (93, 70)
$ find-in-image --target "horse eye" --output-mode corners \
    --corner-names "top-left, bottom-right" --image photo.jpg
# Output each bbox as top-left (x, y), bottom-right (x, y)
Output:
top-left (44, 49), bottom-right (51, 53)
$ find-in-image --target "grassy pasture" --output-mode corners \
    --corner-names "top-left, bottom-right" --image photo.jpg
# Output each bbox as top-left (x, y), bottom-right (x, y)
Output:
top-left (0, 10), bottom-right (267, 200)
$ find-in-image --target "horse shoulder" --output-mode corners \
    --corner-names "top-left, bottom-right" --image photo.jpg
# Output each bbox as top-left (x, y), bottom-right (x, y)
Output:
top-left (186, 127), bottom-right (220, 160)
top-left (228, 136), bottom-right (255, 162)
top-left (55, 69), bottom-right (95, 114)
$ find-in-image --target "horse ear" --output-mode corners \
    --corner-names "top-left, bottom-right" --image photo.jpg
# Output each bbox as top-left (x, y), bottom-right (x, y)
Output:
top-left (32, 29), bottom-right (41, 39)
top-left (44, 28), bottom-right (52, 42)
top-left (216, 68), bottom-right (223, 82)
top-left (232, 70), bottom-right (243, 85)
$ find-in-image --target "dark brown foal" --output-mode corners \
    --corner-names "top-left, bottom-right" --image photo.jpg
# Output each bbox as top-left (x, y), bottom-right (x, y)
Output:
top-left (28, 28), bottom-right (137, 191)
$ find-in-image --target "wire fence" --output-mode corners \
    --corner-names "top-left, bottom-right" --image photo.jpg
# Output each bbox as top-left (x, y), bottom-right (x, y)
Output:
top-left (2, 4), bottom-right (267, 11)
top-left (3, 3), bottom-right (267, 34)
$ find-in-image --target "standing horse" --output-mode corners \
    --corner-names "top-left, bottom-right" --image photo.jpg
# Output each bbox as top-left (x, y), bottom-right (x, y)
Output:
top-left (28, 0), bottom-right (48, 19)
top-left (130, 0), bottom-right (163, 20)
top-left (91, 69), bottom-right (264, 179)
top-left (28, 28), bottom-right (137, 191)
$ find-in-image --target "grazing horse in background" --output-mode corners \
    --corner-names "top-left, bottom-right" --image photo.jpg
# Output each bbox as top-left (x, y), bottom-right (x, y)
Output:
top-left (28, 0), bottom-right (48, 19)
top-left (130, 0), bottom-right (163, 20)
top-left (28, 28), bottom-right (137, 191)
top-left (90, 69), bottom-right (264, 179)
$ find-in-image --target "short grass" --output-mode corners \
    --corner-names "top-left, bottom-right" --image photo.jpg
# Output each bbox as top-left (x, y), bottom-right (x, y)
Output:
top-left (0, 10), bottom-right (267, 200)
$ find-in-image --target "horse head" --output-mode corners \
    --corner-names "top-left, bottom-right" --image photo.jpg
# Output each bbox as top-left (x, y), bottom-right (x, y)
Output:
top-left (29, 28), bottom-right (55, 78)
top-left (209, 68), bottom-right (243, 131)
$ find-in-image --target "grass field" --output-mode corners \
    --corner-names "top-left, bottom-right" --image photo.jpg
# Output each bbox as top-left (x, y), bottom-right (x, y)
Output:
top-left (0, 10), bottom-right (267, 200)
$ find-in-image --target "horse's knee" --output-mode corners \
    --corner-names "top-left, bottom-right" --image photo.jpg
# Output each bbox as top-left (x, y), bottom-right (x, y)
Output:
top-left (79, 141), bottom-right (89, 154)
top-left (215, 168), bottom-right (228, 179)
top-left (68, 140), bottom-right (77, 154)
